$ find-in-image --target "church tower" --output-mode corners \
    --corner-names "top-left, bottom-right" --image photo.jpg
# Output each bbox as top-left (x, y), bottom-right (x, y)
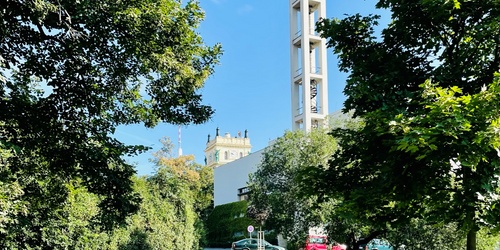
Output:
top-left (204, 128), bottom-right (252, 168)
top-left (290, 0), bottom-right (329, 131)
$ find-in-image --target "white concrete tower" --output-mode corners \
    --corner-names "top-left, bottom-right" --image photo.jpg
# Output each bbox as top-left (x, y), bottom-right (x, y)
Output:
top-left (290, 0), bottom-right (329, 131)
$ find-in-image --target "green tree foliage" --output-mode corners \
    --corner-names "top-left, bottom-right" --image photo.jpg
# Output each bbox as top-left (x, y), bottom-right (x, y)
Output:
top-left (37, 181), bottom-right (109, 249)
top-left (0, 0), bottom-right (221, 246)
top-left (0, 122), bottom-right (27, 240)
top-left (387, 219), bottom-right (499, 250)
top-left (109, 174), bottom-right (200, 250)
top-left (0, 137), bottom-right (214, 249)
top-left (248, 129), bottom-right (338, 245)
top-left (387, 219), bottom-right (464, 250)
top-left (305, 0), bottom-right (500, 249)
top-left (145, 137), bottom-right (214, 249)
top-left (150, 137), bottom-right (214, 216)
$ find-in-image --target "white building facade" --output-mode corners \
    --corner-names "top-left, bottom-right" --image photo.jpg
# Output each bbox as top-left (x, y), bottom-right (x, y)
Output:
top-left (203, 128), bottom-right (260, 206)
top-left (213, 149), bottom-right (264, 206)
top-left (204, 128), bottom-right (252, 169)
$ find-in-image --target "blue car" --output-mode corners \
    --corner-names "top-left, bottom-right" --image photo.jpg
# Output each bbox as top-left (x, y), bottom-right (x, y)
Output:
top-left (359, 238), bottom-right (393, 250)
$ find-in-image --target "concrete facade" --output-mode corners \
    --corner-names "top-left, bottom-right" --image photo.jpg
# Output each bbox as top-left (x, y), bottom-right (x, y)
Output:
top-left (290, 0), bottom-right (329, 131)
top-left (213, 148), bottom-right (264, 206)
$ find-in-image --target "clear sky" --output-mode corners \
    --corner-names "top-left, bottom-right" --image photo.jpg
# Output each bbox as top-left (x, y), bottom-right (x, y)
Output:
top-left (115, 0), bottom-right (390, 176)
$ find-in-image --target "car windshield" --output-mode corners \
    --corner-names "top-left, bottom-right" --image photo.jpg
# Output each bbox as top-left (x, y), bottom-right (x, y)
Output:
top-left (239, 239), bottom-right (272, 246)
top-left (370, 239), bottom-right (391, 246)
top-left (310, 237), bottom-right (326, 244)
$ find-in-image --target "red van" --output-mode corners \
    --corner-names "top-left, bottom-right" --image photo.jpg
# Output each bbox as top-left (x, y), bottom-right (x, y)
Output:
top-left (301, 235), bottom-right (328, 250)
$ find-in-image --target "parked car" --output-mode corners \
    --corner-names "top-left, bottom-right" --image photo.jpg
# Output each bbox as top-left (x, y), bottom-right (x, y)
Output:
top-left (300, 235), bottom-right (328, 250)
top-left (231, 238), bottom-right (285, 250)
top-left (359, 238), bottom-right (393, 250)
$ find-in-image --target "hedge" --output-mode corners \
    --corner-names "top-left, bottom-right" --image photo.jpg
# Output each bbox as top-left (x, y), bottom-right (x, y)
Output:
top-left (206, 201), bottom-right (256, 248)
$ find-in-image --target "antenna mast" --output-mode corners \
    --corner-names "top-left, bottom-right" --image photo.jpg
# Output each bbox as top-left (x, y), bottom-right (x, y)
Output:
top-left (178, 125), bottom-right (183, 157)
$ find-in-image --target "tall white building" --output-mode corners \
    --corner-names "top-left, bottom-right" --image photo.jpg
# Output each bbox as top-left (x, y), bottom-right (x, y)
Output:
top-left (290, 0), bottom-right (329, 131)
top-left (208, 0), bottom-right (332, 207)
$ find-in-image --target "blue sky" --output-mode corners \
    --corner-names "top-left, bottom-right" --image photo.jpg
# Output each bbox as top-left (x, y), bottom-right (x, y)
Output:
top-left (115, 0), bottom-right (390, 176)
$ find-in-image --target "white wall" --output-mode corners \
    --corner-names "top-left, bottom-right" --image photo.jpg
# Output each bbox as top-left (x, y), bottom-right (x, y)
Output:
top-left (213, 148), bottom-right (265, 206)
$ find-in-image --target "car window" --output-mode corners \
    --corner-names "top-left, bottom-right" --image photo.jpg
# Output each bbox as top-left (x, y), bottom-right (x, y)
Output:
top-left (370, 239), bottom-right (391, 246)
top-left (380, 239), bottom-right (391, 246)
top-left (237, 239), bottom-right (247, 245)
top-left (250, 239), bottom-right (257, 244)
top-left (310, 237), bottom-right (326, 244)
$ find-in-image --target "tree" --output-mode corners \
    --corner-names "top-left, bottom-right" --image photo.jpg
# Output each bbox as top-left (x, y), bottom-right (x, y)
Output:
top-left (0, 137), bottom-right (214, 249)
top-left (147, 137), bottom-right (214, 249)
top-left (108, 174), bottom-right (200, 250)
top-left (247, 128), bottom-right (338, 246)
top-left (106, 137), bottom-right (214, 249)
top-left (0, 0), bottom-right (221, 246)
top-left (386, 219), bottom-right (500, 250)
top-left (36, 181), bottom-right (109, 249)
top-left (305, 0), bottom-right (500, 249)
top-left (0, 121), bottom-right (27, 238)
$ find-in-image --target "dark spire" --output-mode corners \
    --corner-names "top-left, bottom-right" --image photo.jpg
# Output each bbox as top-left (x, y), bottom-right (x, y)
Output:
top-left (207, 134), bottom-right (211, 143)
top-left (216, 127), bottom-right (220, 137)
top-left (244, 129), bottom-right (248, 138)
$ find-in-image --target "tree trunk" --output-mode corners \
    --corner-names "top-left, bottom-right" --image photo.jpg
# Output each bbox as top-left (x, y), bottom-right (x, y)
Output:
top-left (466, 229), bottom-right (476, 250)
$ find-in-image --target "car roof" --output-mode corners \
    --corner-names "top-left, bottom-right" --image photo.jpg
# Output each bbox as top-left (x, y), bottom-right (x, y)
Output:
top-left (235, 238), bottom-right (270, 243)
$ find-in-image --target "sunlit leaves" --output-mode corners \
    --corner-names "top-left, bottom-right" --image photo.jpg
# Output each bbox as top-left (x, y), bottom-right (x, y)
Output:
top-left (248, 128), bottom-right (338, 245)
top-left (0, 0), bottom-right (221, 247)
top-left (316, 0), bottom-right (500, 248)
top-left (147, 137), bottom-right (213, 248)
top-left (391, 73), bottom-right (500, 164)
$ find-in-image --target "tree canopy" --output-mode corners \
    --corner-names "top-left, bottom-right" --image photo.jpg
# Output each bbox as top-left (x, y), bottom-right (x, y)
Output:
top-left (116, 138), bottom-right (214, 250)
top-left (304, 0), bottom-right (500, 249)
top-left (0, 0), bottom-right (221, 246)
top-left (0, 137), bottom-right (214, 249)
top-left (248, 128), bottom-right (338, 246)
